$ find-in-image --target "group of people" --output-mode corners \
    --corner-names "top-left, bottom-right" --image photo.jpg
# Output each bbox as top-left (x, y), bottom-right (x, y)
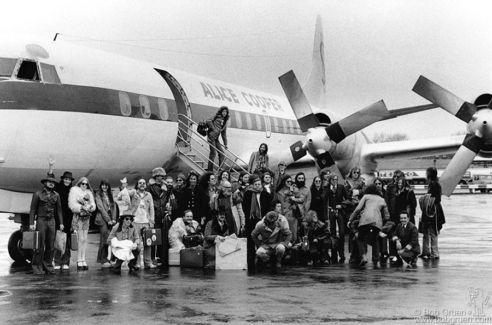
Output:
top-left (27, 147), bottom-right (446, 274)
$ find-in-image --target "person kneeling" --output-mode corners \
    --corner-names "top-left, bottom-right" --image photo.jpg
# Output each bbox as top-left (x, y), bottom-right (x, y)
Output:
top-left (251, 211), bottom-right (292, 268)
top-left (391, 211), bottom-right (420, 266)
top-left (107, 212), bottom-right (141, 272)
top-left (299, 211), bottom-right (331, 266)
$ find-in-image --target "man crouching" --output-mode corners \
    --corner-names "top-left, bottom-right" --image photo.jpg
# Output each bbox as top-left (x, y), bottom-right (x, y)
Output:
top-left (251, 211), bottom-right (292, 268)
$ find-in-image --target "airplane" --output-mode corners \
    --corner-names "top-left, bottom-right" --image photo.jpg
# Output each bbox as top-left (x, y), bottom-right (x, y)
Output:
top-left (0, 15), bottom-right (480, 262)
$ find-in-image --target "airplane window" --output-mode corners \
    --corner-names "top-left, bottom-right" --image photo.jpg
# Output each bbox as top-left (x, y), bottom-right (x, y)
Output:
top-left (235, 111), bottom-right (242, 128)
top-left (245, 113), bottom-right (253, 130)
top-left (0, 58), bottom-right (17, 78)
top-left (272, 117), bottom-right (279, 133)
top-left (262, 110), bottom-right (272, 138)
top-left (158, 98), bottom-right (169, 120)
top-left (139, 95), bottom-right (151, 118)
top-left (255, 114), bottom-right (262, 131)
top-left (282, 119), bottom-right (288, 133)
top-left (295, 121), bottom-right (302, 134)
top-left (16, 60), bottom-right (40, 81)
top-left (288, 120), bottom-right (295, 134)
top-left (119, 92), bottom-right (131, 117)
top-left (40, 63), bottom-right (61, 84)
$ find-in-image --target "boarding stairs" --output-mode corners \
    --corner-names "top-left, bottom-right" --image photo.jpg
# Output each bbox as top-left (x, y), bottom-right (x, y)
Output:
top-left (176, 114), bottom-right (249, 182)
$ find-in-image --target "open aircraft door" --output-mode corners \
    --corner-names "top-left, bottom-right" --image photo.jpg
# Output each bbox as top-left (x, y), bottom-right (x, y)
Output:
top-left (154, 69), bottom-right (193, 146)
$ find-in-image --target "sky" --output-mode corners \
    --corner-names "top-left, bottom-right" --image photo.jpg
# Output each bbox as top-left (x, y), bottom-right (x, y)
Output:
top-left (2, 0), bottom-right (491, 140)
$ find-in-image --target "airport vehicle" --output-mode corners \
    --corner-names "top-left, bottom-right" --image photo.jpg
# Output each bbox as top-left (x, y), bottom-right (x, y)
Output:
top-left (467, 169), bottom-right (492, 193)
top-left (0, 16), bottom-right (481, 262)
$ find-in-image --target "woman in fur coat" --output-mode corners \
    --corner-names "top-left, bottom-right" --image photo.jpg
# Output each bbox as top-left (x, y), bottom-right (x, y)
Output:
top-left (69, 177), bottom-right (96, 270)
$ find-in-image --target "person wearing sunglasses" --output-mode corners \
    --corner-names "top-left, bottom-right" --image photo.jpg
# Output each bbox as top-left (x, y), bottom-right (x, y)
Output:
top-left (171, 173), bottom-right (186, 221)
top-left (344, 167), bottom-right (366, 206)
top-left (69, 177), bottom-right (96, 270)
top-left (107, 212), bottom-right (141, 273)
top-left (128, 177), bottom-right (155, 270)
top-left (309, 176), bottom-right (324, 224)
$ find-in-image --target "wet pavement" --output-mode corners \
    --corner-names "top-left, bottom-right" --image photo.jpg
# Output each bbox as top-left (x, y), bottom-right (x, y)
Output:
top-left (0, 194), bottom-right (491, 324)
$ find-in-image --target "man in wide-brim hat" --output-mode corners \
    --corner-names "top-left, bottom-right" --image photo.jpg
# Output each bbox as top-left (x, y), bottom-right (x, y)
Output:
top-left (47, 157), bottom-right (75, 271)
top-left (28, 175), bottom-right (64, 275)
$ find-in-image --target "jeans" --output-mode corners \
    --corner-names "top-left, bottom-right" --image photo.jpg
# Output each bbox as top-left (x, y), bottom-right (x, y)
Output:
top-left (329, 211), bottom-right (345, 259)
top-left (97, 223), bottom-right (110, 264)
top-left (357, 225), bottom-right (380, 263)
top-left (256, 244), bottom-right (286, 263)
top-left (421, 222), bottom-right (439, 257)
top-left (208, 138), bottom-right (224, 171)
top-left (32, 218), bottom-right (56, 272)
top-left (133, 223), bottom-right (153, 267)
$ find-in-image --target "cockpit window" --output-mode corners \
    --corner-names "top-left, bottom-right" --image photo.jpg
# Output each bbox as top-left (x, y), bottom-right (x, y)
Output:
top-left (40, 63), bottom-right (61, 84)
top-left (0, 58), bottom-right (17, 78)
top-left (16, 60), bottom-right (40, 81)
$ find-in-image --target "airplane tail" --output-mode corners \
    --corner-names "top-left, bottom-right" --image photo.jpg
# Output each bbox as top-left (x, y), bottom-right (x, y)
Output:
top-left (302, 15), bottom-right (327, 109)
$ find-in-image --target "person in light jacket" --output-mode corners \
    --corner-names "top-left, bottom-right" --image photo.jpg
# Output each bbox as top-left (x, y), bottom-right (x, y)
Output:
top-left (348, 184), bottom-right (390, 266)
top-left (129, 177), bottom-right (155, 269)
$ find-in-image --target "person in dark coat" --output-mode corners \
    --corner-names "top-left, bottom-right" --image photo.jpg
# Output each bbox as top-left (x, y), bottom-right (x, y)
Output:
top-left (394, 176), bottom-right (417, 225)
top-left (324, 174), bottom-right (349, 263)
top-left (242, 175), bottom-right (271, 267)
top-left (199, 171), bottom-right (218, 226)
top-left (309, 176), bottom-right (324, 224)
top-left (147, 167), bottom-right (170, 266)
top-left (47, 157), bottom-right (74, 270)
top-left (203, 206), bottom-right (230, 268)
top-left (206, 106), bottom-right (229, 171)
top-left (171, 173), bottom-right (186, 221)
top-left (183, 171), bottom-right (206, 226)
top-left (391, 211), bottom-right (420, 266)
top-left (94, 178), bottom-right (118, 268)
top-left (421, 167), bottom-right (446, 259)
top-left (384, 170), bottom-right (403, 258)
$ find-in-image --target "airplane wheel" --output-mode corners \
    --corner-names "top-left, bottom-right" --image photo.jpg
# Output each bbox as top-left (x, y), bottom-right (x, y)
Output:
top-left (8, 230), bottom-right (32, 262)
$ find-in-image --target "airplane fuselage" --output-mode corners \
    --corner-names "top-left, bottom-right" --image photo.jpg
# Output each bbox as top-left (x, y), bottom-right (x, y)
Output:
top-left (0, 34), bottom-right (372, 214)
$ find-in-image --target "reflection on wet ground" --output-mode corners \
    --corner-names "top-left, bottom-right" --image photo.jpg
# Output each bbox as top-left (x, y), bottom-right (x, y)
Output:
top-left (0, 194), bottom-right (491, 324)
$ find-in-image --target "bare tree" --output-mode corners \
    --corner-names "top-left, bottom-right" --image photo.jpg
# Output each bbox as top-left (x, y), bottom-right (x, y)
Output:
top-left (451, 130), bottom-right (467, 136)
top-left (372, 132), bottom-right (409, 143)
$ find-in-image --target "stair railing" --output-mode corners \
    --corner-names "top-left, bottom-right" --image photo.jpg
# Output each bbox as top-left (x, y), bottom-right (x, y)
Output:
top-left (176, 114), bottom-right (250, 179)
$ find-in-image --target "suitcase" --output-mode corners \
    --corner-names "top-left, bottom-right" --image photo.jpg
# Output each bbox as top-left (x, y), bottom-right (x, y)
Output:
top-left (180, 247), bottom-right (204, 268)
top-left (143, 229), bottom-right (162, 246)
top-left (169, 249), bottom-right (181, 266)
top-left (22, 231), bottom-right (39, 250)
top-left (71, 233), bottom-right (78, 251)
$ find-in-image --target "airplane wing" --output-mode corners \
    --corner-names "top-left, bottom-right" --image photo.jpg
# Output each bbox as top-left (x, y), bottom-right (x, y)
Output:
top-left (361, 135), bottom-right (462, 161)
top-left (380, 104), bottom-right (438, 121)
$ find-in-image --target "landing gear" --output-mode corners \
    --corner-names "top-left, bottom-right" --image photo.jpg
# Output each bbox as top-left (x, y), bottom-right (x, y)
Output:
top-left (8, 230), bottom-right (32, 263)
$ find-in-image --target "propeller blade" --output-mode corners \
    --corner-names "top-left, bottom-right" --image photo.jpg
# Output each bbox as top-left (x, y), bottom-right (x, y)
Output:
top-left (326, 100), bottom-right (389, 143)
top-left (412, 75), bottom-right (477, 123)
top-left (440, 134), bottom-right (485, 196)
top-left (279, 70), bottom-right (320, 132)
top-left (290, 140), bottom-right (307, 161)
top-left (316, 151), bottom-right (335, 169)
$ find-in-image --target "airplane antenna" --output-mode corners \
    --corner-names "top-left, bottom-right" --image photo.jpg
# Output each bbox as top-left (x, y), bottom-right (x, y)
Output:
top-left (53, 33), bottom-right (59, 41)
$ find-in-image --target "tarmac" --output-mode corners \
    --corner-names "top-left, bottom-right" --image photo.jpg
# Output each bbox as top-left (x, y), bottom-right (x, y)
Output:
top-left (0, 193), bottom-right (491, 325)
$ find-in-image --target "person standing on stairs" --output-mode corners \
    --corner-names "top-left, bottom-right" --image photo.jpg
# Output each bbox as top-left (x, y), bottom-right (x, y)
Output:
top-left (206, 106), bottom-right (229, 172)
